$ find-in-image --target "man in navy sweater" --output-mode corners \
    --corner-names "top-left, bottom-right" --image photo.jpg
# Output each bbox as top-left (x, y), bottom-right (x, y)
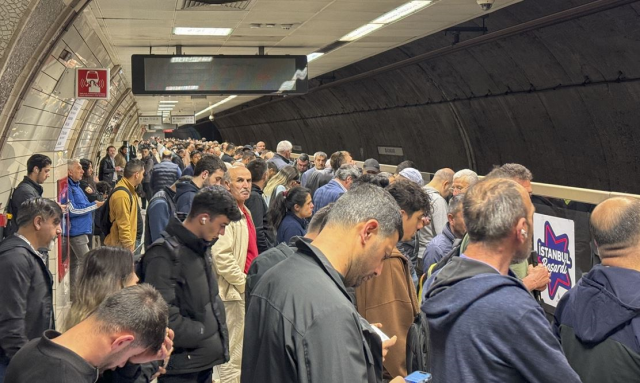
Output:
top-left (422, 178), bottom-right (581, 383)
top-left (63, 159), bottom-right (104, 298)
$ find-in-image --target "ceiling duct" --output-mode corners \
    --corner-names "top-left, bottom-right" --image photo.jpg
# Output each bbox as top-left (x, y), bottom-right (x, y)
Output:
top-left (180, 0), bottom-right (253, 11)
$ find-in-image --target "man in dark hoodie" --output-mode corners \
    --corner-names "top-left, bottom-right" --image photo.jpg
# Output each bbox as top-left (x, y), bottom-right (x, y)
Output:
top-left (422, 178), bottom-right (581, 383)
top-left (554, 196), bottom-right (640, 383)
top-left (143, 186), bottom-right (242, 383)
top-left (175, 155), bottom-right (226, 216)
top-left (245, 158), bottom-right (272, 253)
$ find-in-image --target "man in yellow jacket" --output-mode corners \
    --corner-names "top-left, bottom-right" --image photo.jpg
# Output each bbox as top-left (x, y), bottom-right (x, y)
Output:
top-left (104, 159), bottom-right (144, 251)
top-left (212, 166), bottom-right (255, 383)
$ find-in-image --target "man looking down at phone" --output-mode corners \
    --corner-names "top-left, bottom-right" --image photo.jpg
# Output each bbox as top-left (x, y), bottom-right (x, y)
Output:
top-left (242, 184), bottom-right (406, 383)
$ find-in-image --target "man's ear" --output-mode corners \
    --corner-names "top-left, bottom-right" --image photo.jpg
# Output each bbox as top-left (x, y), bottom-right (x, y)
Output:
top-left (360, 219), bottom-right (379, 245)
top-left (110, 334), bottom-right (135, 353)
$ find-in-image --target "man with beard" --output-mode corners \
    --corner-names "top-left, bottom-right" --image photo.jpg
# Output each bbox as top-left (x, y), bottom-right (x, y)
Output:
top-left (421, 178), bottom-right (581, 383)
top-left (174, 155), bottom-right (226, 216)
top-left (211, 167), bottom-right (256, 383)
top-left (241, 184), bottom-right (405, 383)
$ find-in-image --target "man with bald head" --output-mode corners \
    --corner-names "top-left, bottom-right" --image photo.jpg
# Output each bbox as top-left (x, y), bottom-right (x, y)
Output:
top-left (211, 166), bottom-right (257, 383)
top-left (417, 168), bottom-right (454, 262)
top-left (422, 178), bottom-right (581, 383)
top-left (554, 197), bottom-right (640, 382)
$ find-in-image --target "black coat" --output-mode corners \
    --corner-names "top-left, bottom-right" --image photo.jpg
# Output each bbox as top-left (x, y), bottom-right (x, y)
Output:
top-left (6, 176), bottom-right (43, 237)
top-left (99, 156), bottom-right (116, 185)
top-left (245, 184), bottom-right (273, 253)
top-left (242, 239), bottom-right (379, 383)
top-left (142, 218), bottom-right (229, 375)
top-left (0, 235), bottom-right (53, 361)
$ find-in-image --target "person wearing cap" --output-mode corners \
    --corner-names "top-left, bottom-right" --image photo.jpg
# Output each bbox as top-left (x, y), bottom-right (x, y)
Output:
top-left (363, 158), bottom-right (381, 175)
top-left (150, 150), bottom-right (182, 196)
top-left (396, 168), bottom-right (424, 187)
top-left (312, 164), bottom-right (360, 215)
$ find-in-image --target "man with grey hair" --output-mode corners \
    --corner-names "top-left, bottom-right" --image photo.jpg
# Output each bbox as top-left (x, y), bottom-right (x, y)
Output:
top-left (242, 184), bottom-right (405, 383)
top-left (62, 158), bottom-right (105, 299)
top-left (267, 140), bottom-right (293, 170)
top-left (417, 168), bottom-right (454, 262)
top-left (300, 151), bottom-right (327, 187)
top-left (312, 163), bottom-right (359, 214)
top-left (5, 284), bottom-right (171, 383)
top-left (422, 178), bottom-right (581, 383)
top-left (423, 195), bottom-right (466, 272)
top-left (554, 197), bottom-right (640, 382)
top-left (451, 169), bottom-right (478, 196)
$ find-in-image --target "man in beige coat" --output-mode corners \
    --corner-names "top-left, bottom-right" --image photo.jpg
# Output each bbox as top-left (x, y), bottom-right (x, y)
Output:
top-left (212, 166), bottom-right (254, 383)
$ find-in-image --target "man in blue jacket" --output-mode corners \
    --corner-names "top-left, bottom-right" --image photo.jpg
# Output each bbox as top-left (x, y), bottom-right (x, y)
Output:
top-left (63, 159), bottom-right (104, 298)
top-left (422, 178), bottom-right (581, 383)
top-left (312, 164), bottom-right (359, 214)
top-left (554, 196), bottom-right (640, 382)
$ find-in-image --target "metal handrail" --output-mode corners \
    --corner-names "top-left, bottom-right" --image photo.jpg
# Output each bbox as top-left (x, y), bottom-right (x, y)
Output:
top-left (290, 153), bottom-right (639, 205)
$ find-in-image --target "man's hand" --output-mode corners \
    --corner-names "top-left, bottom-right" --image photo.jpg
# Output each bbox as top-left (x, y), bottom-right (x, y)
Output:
top-left (390, 377), bottom-right (406, 383)
top-left (57, 202), bottom-right (67, 213)
top-left (382, 336), bottom-right (398, 362)
top-left (95, 200), bottom-right (105, 208)
top-left (129, 328), bottom-right (174, 365)
top-left (522, 264), bottom-right (550, 292)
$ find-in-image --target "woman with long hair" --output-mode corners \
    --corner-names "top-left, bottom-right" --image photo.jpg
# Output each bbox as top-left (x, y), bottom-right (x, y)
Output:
top-left (266, 186), bottom-right (313, 244)
top-left (263, 165), bottom-right (300, 207)
top-left (63, 246), bottom-right (138, 331)
top-left (79, 158), bottom-right (98, 202)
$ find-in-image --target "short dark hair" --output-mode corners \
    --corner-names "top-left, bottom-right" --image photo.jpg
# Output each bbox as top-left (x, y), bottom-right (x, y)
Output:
top-left (267, 161), bottom-right (278, 173)
top-left (124, 159), bottom-right (144, 178)
top-left (354, 174), bottom-right (390, 188)
top-left (226, 143), bottom-right (236, 152)
top-left (79, 158), bottom-right (92, 174)
top-left (396, 160), bottom-right (416, 174)
top-left (308, 203), bottom-right (334, 233)
top-left (16, 198), bottom-right (62, 228)
top-left (194, 154), bottom-right (226, 177)
top-left (247, 159), bottom-right (268, 182)
top-left (386, 180), bottom-right (431, 216)
top-left (242, 151), bottom-right (256, 162)
top-left (107, 145), bottom-right (116, 152)
top-left (188, 185), bottom-right (242, 221)
top-left (93, 284), bottom-right (168, 352)
top-left (330, 151), bottom-right (349, 172)
top-left (190, 150), bottom-right (201, 158)
top-left (298, 153), bottom-right (310, 163)
top-left (27, 154), bottom-right (52, 174)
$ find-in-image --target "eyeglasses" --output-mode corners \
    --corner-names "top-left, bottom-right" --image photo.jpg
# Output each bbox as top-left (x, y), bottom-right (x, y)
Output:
top-left (449, 185), bottom-right (466, 193)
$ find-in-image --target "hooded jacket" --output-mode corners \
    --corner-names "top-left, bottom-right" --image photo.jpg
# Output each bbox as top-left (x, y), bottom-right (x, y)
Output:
top-left (554, 264), bottom-right (640, 383)
top-left (174, 180), bottom-right (199, 216)
top-left (422, 256), bottom-right (581, 383)
top-left (142, 218), bottom-right (229, 375)
top-left (422, 222), bottom-right (456, 273)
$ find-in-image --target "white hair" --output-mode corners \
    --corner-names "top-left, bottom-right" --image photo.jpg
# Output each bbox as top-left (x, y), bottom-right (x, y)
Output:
top-left (453, 169), bottom-right (478, 184)
top-left (67, 158), bottom-right (81, 167)
top-left (276, 140), bottom-right (293, 154)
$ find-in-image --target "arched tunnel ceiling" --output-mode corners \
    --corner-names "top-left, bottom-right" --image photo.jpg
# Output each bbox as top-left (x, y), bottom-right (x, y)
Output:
top-left (214, 0), bottom-right (640, 194)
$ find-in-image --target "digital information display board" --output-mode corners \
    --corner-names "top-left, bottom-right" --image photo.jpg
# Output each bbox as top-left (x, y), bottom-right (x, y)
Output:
top-left (132, 55), bottom-right (308, 95)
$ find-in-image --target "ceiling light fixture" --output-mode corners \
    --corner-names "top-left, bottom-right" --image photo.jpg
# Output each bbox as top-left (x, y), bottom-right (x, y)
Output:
top-left (196, 95), bottom-right (237, 117)
top-left (173, 27), bottom-right (233, 36)
top-left (159, 100), bottom-right (179, 103)
top-left (307, 52), bottom-right (324, 62)
top-left (339, 23), bottom-right (384, 42)
top-left (372, 1), bottom-right (433, 24)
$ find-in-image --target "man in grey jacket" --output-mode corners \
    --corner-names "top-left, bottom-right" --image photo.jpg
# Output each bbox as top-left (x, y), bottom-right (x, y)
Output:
top-left (242, 184), bottom-right (406, 383)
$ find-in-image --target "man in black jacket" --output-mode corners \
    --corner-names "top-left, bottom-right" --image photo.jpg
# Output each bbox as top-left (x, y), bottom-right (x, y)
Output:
top-left (0, 198), bottom-right (62, 381)
top-left (99, 145), bottom-right (120, 186)
top-left (174, 155), bottom-right (226, 216)
top-left (242, 184), bottom-right (405, 383)
top-left (5, 154), bottom-right (52, 238)
top-left (245, 158), bottom-right (272, 253)
top-left (143, 186), bottom-right (242, 383)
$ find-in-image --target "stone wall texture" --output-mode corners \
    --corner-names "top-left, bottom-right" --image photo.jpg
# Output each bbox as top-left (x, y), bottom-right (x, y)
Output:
top-left (0, 0), bottom-right (31, 60)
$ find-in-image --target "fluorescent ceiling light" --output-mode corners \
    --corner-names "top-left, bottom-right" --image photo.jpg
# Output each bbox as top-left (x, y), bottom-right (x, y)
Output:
top-left (159, 100), bottom-right (179, 103)
top-left (158, 107), bottom-right (174, 110)
top-left (165, 85), bottom-right (199, 91)
top-left (339, 23), bottom-right (384, 42)
top-left (372, 1), bottom-right (432, 24)
top-left (307, 53), bottom-right (324, 62)
top-left (170, 56), bottom-right (213, 63)
top-left (173, 27), bottom-right (232, 36)
top-left (196, 95), bottom-right (237, 116)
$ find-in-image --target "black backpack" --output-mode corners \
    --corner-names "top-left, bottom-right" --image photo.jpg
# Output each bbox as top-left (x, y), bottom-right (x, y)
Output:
top-left (96, 186), bottom-right (133, 238)
top-left (406, 311), bottom-right (431, 374)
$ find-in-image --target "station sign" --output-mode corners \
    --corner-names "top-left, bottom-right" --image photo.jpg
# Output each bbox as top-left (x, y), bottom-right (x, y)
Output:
top-left (378, 146), bottom-right (404, 156)
top-left (534, 213), bottom-right (576, 307)
top-left (292, 145), bottom-right (302, 151)
top-left (76, 68), bottom-right (110, 99)
top-left (138, 116), bottom-right (163, 125)
top-left (171, 115), bottom-right (195, 125)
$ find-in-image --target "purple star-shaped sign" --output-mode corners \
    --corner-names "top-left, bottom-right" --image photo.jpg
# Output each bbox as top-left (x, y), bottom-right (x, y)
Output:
top-left (537, 222), bottom-right (572, 300)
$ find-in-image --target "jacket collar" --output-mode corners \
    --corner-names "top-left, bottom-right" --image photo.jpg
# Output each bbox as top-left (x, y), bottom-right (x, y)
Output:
top-left (329, 178), bottom-right (347, 192)
top-left (166, 217), bottom-right (212, 254)
top-left (22, 175), bottom-right (43, 195)
top-left (39, 330), bottom-right (99, 380)
top-left (117, 177), bottom-right (137, 194)
top-left (251, 184), bottom-right (263, 195)
top-left (295, 238), bottom-right (353, 304)
top-left (67, 176), bottom-right (80, 186)
top-left (286, 212), bottom-right (308, 229)
top-left (442, 222), bottom-right (456, 242)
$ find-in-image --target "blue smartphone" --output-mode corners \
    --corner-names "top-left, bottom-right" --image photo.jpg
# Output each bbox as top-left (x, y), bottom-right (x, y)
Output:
top-left (405, 371), bottom-right (432, 383)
